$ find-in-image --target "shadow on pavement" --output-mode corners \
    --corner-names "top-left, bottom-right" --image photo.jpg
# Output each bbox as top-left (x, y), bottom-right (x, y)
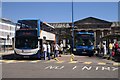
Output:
top-left (1, 54), bottom-right (41, 60)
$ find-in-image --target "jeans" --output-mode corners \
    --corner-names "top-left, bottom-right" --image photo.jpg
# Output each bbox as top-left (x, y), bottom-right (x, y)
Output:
top-left (54, 50), bottom-right (59, 58)
top-left (43, 51), bottom-right (47, 60)
top-left (47, 52), bottom-right (51, 60)
top-left (109, 49), bottom-right (112, 58)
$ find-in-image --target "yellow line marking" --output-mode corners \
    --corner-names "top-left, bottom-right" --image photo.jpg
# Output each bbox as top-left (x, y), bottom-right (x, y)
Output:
top-left (0, 60), bottom-right (3, 63)
top-left (0, 60), bottom-right (11, 63)
top-left (98, 62), bottom-right (106, 65)
top-left (113, 63), bottom-right (120, 66)
top-left (84, 62), bottom-right (92, 64)
top-left (29, 60), bottom-right (40, 63)
top-left (56, 61), bottom-right (64, 63)
top-left (4, 60), bottom-right (17, 63)
top-left (17, 60), bottom-right (27, 63)
top-left (69, 61), bottom-right (78, 63)
top-left (44, 60), bottom-right (55, 63)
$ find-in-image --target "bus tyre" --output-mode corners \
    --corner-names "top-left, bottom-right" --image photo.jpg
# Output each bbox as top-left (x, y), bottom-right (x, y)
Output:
top-left (37, 53), bottom-right (41, 60)
top-left (89, 55), bottom-right (92, 57)
top-left (89, 54), bottom-right (94, 57)
top-left (14, 51), bottom-right (17, 60)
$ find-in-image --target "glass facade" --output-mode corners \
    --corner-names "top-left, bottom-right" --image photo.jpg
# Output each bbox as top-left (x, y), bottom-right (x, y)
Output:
top-left (0, 18), bottom-right (15, 48)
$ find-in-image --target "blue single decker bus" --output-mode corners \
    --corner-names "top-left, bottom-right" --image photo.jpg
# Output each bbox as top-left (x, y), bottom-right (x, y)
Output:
top-left (73, 32), bottom-right (94, 57)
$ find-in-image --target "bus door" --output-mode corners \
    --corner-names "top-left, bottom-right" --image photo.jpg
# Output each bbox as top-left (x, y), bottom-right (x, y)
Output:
top-left (39, 39), bottom-right (43, 53)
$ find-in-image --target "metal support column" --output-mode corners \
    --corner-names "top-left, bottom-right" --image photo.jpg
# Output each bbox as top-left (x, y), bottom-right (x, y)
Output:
top-left (94, 31), bottom-right (97, 47)
top-left (101, 31), bottom-right (104, 37)
top-left (72, 0), bottom-right (74, 52)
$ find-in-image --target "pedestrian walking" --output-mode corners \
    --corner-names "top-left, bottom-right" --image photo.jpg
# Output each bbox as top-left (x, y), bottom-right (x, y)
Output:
top-left (114, 41), bottom-right (119, 54)
top-left (100, 43), bottom-right (104, 56)
top-left (47, 42), bottom-right (51, 60)
top-left (96, 43), bottom-right (100, 55)
top-left (54, 42), bottom-right (59, 58)
top-left (43, 42), bottom-right (47, 60)
top-left (108, 42), bottom-right (113, 60)
top-left (103, 43), bottom-right (107, 57)
top-left (59, 41), bottom-right (64, 57)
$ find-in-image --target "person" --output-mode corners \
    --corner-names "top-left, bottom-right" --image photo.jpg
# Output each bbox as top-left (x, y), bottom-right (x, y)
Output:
top-left (103, 43), bottom-right (107, 57)
top-left (108, 42), bottom-right (113, 59)
top-left (96, 44), bottom-right (100, 55)
top-left (114, 41), bottom-right (119, 54)
top-left (43, 42), bottom-right (47, 60)
top-left (100, 43), bottom-right (104, 56)
top-left (47, 42), bottom-right (51, 60)
top-left (59, 41), bottom-right (64, 57)
top-left (51, 42), bottom-right (55, 59)
top-left (54, 42), bottom-right (59, 58)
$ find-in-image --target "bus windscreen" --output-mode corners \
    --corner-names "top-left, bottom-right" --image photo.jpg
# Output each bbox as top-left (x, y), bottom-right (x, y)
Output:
top-left (15, 37), bottom-right (38, 49)
top-left (75, 34), bottom-right (94, 46)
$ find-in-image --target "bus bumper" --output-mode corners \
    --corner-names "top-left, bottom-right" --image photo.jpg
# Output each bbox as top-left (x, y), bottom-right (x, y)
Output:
top-left (73, 49), bottom-right (94, 56)
top-left (14, 50), bottom-right (41, 59)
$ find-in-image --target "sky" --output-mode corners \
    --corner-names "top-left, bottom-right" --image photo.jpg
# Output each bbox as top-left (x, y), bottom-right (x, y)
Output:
top-left (2, 2), bottom-right (119, 23)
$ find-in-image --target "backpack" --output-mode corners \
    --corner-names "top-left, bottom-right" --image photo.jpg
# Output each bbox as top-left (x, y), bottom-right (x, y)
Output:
top-left (112, 51), bottom-right (115, 56)
top-left (115, 43), bottom-right (119, 49)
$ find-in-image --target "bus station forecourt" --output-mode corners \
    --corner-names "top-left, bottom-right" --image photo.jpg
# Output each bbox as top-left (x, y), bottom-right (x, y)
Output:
top-left (0, 17), bottom-right (120, 62)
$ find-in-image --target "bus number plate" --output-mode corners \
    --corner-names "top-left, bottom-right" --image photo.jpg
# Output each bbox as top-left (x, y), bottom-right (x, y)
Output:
top-left (82, 52), bottom-right (87, 53)
top-left (23, 56), bottom-right (29, 58)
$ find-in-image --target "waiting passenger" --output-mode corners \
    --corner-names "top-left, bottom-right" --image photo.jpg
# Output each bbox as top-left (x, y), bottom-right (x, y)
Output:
top-left (108, 42), bottom-right (113, 60)
top-left (59, 41), bottom-right (64, 57)
top-left (43, 42), bottom-right (47, 60)
top-left (54, 42), bottom-right (59, 58)
top-left (47, 42), bottom-right (51, 60)
top-left (103, 43), bottom-right (107, 57)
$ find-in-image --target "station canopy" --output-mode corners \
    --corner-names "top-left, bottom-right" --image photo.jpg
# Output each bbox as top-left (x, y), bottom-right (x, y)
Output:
top-left (101, 34), bottom-right (120, 40)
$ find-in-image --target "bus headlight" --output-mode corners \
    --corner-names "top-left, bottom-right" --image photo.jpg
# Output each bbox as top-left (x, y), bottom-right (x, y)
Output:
top-left (92, 47), bottom-right (94, 50)
top-left (73, 48), bottom-right (76, 51)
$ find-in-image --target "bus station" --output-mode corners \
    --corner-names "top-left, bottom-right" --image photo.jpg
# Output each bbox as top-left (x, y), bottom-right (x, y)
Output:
top-left (0, 16), bottom-right (120, 60)
top-left (0, 2), bottom-right (120, 79)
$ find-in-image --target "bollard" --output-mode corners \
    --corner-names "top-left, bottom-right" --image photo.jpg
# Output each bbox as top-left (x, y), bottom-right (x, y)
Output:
top-left (70, 54), bottom-right (75, 62)
top-left (54, 58), bottom-right (60, 62)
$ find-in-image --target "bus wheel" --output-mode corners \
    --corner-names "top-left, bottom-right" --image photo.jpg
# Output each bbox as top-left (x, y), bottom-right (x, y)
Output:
top-left (88, 55), bottom-right (92, 57)
top-left (89, 54), bottom-right (94, 57)
top-left (14, 52), bottom-right (18, 60)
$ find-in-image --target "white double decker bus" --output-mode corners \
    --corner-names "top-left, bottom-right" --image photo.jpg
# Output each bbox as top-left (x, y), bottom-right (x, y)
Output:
top-left (14, 19), bottom-right (55, 58)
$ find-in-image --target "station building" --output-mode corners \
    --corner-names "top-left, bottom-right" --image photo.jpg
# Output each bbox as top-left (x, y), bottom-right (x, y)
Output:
top-left (0, 17), bottom-right (120, 50)
top-left (49, 17), bottom-right (120, 47)
top-left (0, 18), bottom-right (16, 50)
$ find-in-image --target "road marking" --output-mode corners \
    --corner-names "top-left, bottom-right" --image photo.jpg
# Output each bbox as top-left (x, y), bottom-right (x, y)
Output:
top-left (0, 60), bottom-right (10, 63)
top-left (29, 60), bottom-right (40, 63)
top-left (56, 61), bottom-right (64, 63)
top-left (83, 62), bottom-right (92, 64)
top-left (69, 61), bottom-right (78, 63)
top-left (44, 60), bottom-right (55, 63)
top-left (17, 60), bottom-right (28, 63)
top-left (0, 60), bottom-right (3, 63)
top-left (113, 63), bottom-right (120, 66)
top-left (4, 60), bottom-right (17, 63)
top-left (98, 62), bottom-right (106, 65)
top-left (1, 59), bottom-right (118, 67)
top-left (72, 66), bottom-right (77, 70)
top-left (45, 65), bottom-right (64, 70)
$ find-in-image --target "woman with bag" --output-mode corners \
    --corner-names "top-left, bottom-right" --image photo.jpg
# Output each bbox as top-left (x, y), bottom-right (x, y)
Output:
top-left (59, 41), bottom-right (63, 57)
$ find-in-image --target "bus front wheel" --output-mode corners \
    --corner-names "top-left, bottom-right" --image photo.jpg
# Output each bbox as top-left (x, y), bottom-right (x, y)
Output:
top-left (88, 54), bottom-right (94, 57)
